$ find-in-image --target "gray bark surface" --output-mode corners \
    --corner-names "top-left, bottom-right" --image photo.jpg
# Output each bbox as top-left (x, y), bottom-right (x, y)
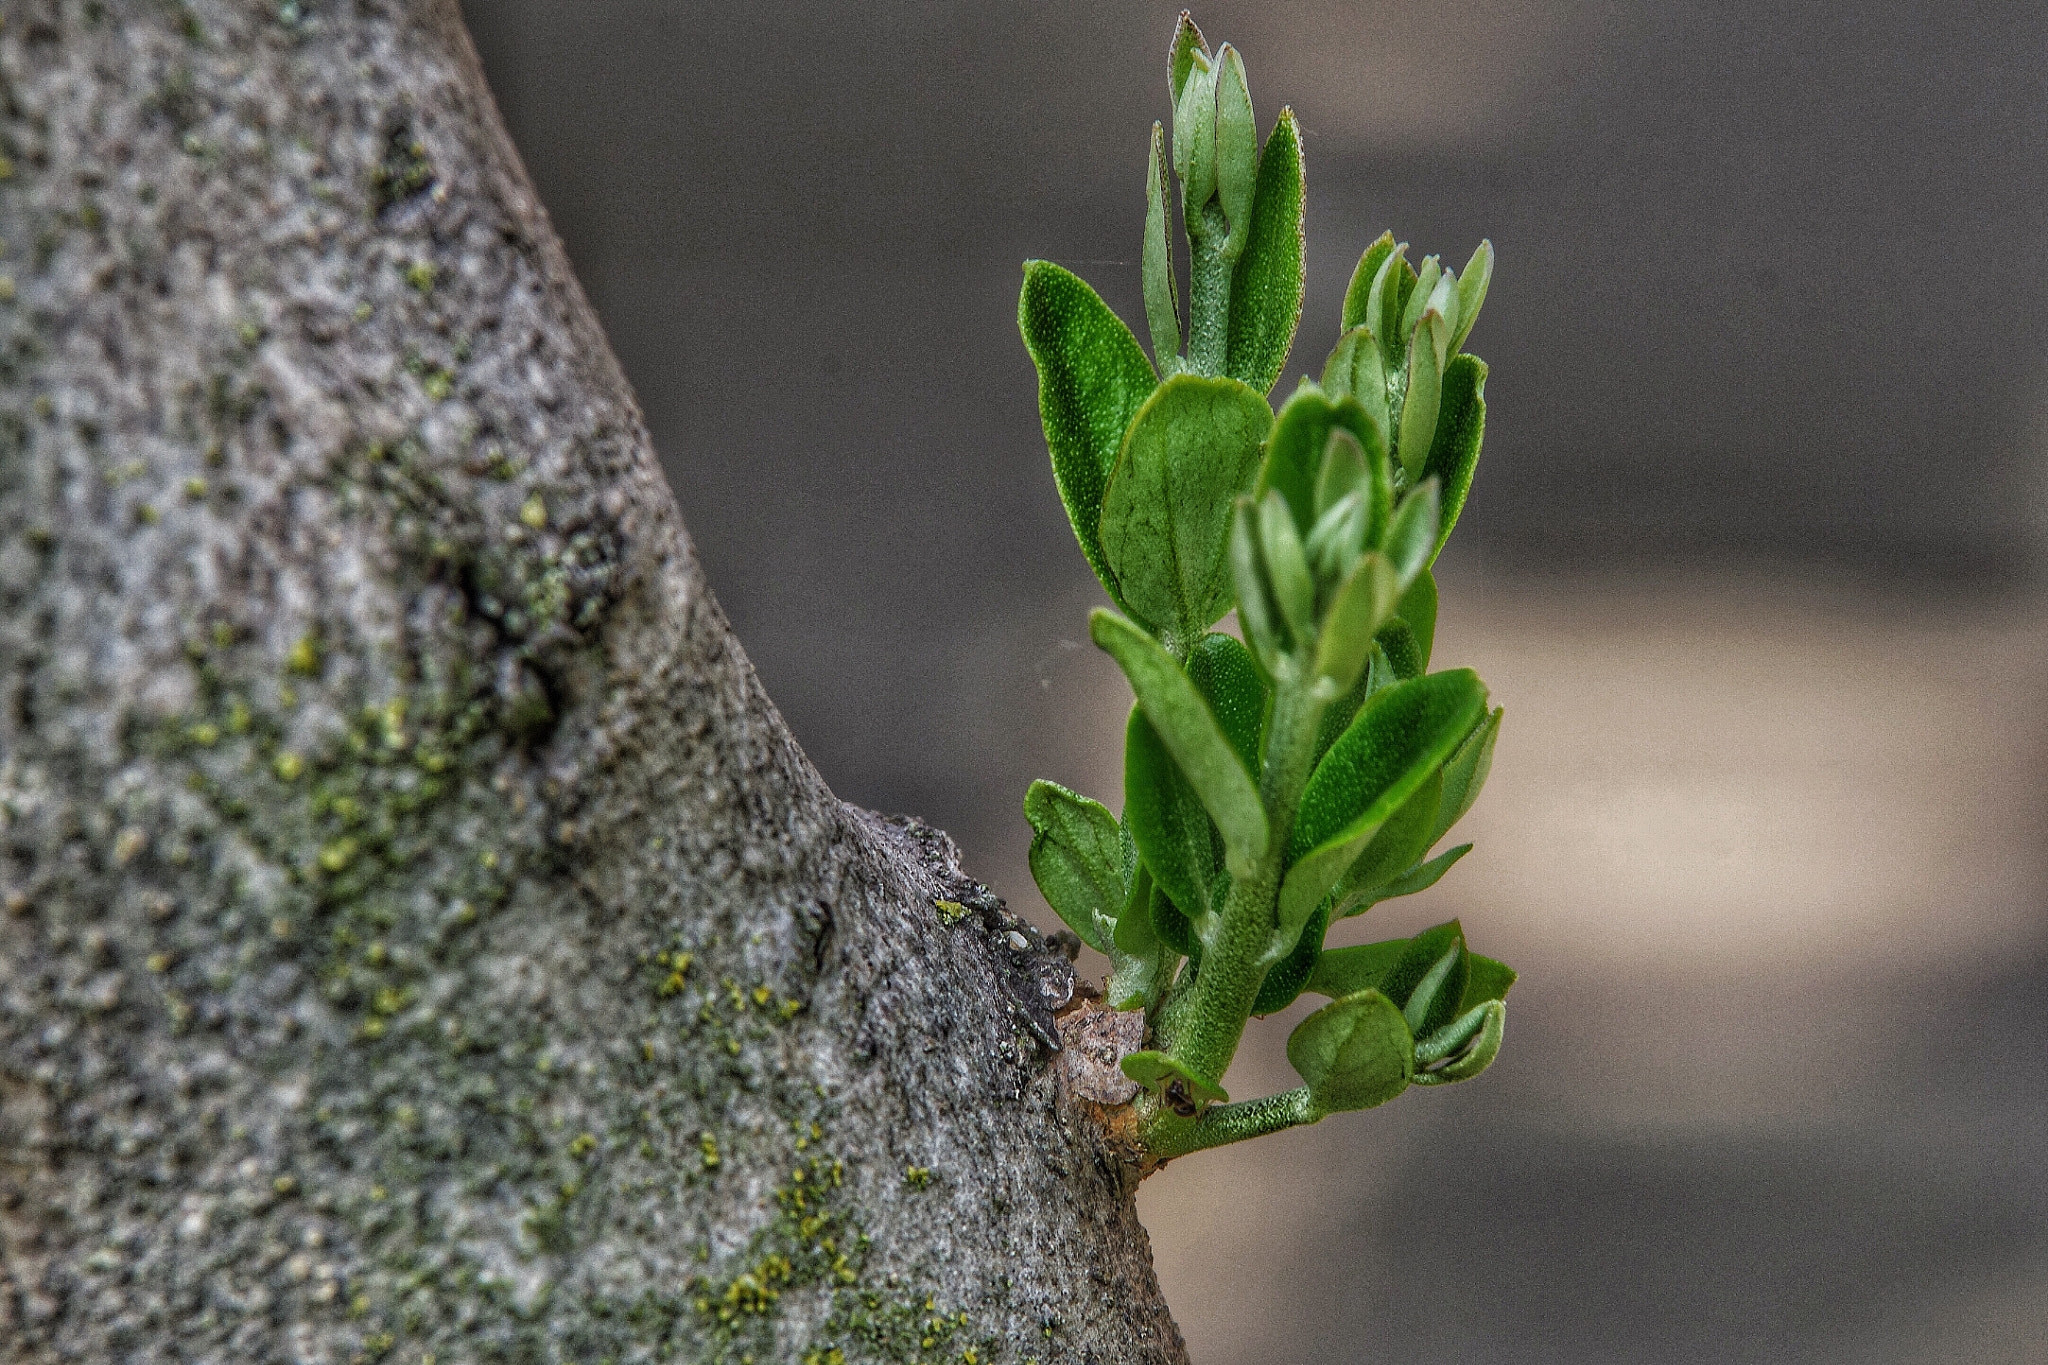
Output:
top-left (0, 3), bottom-right (1184, 1361)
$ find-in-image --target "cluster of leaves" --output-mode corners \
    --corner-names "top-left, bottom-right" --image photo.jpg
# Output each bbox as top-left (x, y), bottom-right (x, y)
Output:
top-left (1018, 15), bottom-right (1513, 1159)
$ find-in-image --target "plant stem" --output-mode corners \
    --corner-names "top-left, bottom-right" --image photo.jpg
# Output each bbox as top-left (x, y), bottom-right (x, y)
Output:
top-left (1143, 1087), bottom-right (1321, 1161)
top-left (1155, 673), bottom-right (1325, 1084)
top-left (1185, 206), bottom-right (1234, 375)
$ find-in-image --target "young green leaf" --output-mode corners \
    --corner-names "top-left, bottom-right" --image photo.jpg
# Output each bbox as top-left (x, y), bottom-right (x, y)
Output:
top-left (1412, 998), bottom-right (1504, 1085)
top-left (1400, 255), bottom-right (1442, 346)
top-left (1257, 382), bottom-right (1383, 535)
top-left (1100, 373), bottom-right (1273, 644)
top-left (1340, 231), bottom-right (1397, 333)
top-left (1224, 106), bottom-right (1305, 395)
top-left (1396, 569), bottom-right (1438, 669)
top-left (1230, 499), bottom-right (1284, 672)
top-left (1091, 609), bottom-right (1270, 874)
top-left (1150, 879), bottom-right (1206, 960)
top-left (1257, 489), bottom-right (1315, 644)
top-left (1420, 354), bottom-right (1486, 564)
top-left (1277, 669), bottom-right (1488, 942)
top-left (1124, 707), bottom-right (1227, 941)
top-left (1461, 952), bottom-right (1517, 1011)
top-left (1186, 631), bottom-right (1268, 769)
top-left (1373, 617), bottom-right (1425, 681)
top-left (1379, 920), bottom-right (1466, 1036)
top-left (1213, 46), bottom-right (1257, 251)
top-left (1321, 325), bottom-right (1390, 446)
top-left (1018, 261), bottom-right (1157, 611)
top-left (1366, 244), bottom-right (1416, 371)
top-left (1305, 937), bottom-right (1407, 998)
top-left (1396, 311), bottom-right (1443, 480)
top-left (1168, 11), bottom-right (1210, 104)
top-left (1400, 942), bottom-right (1467, 1039)
top-left (1143, 122), bottom-right (1181, 370)
top-left (1383, 478), bottom-right (1440, 589)
top-left (1024, 780), bottom-right (1124, 954)
top-left (1328, 768), bottom-right (1441, 914)
top-left (1314, 551), bottom-right (1396, 694)
top-left (1433, 704), bottom-right (1501, 843)
top-left (1314, 428), bottom-right (1368, 522)
top-left (1338, 841), bottom-right (1471, 918)
top-left (1451, 239), bottom-right (1493, 356)
top-left (1173, 57), bottom-right (1218, 224)
top-left (1122, 1049), bottom-right (1230, 1107)
top-left (1109, 862), bottom-right (1172, 1010)
top-left (1252, 901), bottom-right (1327, 1016)
top-left (1287, 988), bottom-right (1414, 1113)
top-left (1414, 999), bottom-right (1490, 1067)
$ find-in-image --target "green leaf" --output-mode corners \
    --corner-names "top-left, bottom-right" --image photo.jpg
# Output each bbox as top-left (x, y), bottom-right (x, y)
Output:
top-left (1252, 900), bottom-right (1327, 1015)
top-left (1397, 569), bottom-right (1437, 669)
top-left (1287, 989), bottom-right (1414, 1113)
top-left (1395, 311), bottom-right (1444, 480)
top-left (1109, 862), bottom-right (1171, 1010)
top-left (1339, 842), bottom-right (1471, 918)
top-left (1461, 952), bottom-right (1517, 1011)
top-left (1122, 1049), bottom-right (1229, 1107)
top-left (1142, 122), bottom-right (1181, 370)
top-left (1018, 261), bottom-right (1158, 610)
top-left (1413, 998), bottom-right (1504, 1085)
top-left (1230, 500), bottom-right (1283, 672)
top-left (1320, 326), bottom-right (1390, 449)
top-left (1091, 609), bottom-right (1269, 874)
top-left (1414, 999), bottom-right (1490, 1068)
top-left (1257, 489), bottom-right (1314, 644)
top-left (1366, 245), bottom-right (1417, 372)
top-left (1313, 552), bottom-right (1396, 695)
top-left (1400, 255), bottom-right (1442, 346)
top-left (1373, 618), bottom-right (1424, 681)
top-left (1340, 231), bottom-right (1397, 333)
top-left (1383, 478), bottom-right (1440, 589)
top-left (1124, 707), bottom-right (1226, 941)
top-left (1256, 381), bottom-right (1384, 536)
top-left (1433, 705), bottom-right (1501, 842)
top-left (1024, 780), bottom-right (1123, 954)
top-left (1420, 354), bottom-right (1486, 564)
top-left (1213, 46), bottom-right (1257, 252)
top-left (1380, 920), bottom-right (1467, 1039)
top-left (1277, 669), bottom-right (1488, 941)
top-left (1328, 769), bottom-right (1440, 916)
top-left (1100, 373), bottom-right (1272, 644)
top-left (1224, 107), bottom-right (1305, 395)
top-left (1451, 239), bottom-right (1492, 357)
top-left (1186, 631), bottom-right (1268, 770)
top-left (1306, 938), bottom-right (1407, 998)
top-left (1313, 428), bottom-right (1368, 521)
top-left (1168, 11), bottom-right (1209, 104)
top-left (1173, 58), bottom-right (1218, 222)
top-left (1149, 879), bottom-right (1205, 961)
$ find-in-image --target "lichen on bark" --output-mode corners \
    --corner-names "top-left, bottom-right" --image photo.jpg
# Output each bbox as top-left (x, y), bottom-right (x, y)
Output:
top-left (0, 3), bottom-right (1183, 1361)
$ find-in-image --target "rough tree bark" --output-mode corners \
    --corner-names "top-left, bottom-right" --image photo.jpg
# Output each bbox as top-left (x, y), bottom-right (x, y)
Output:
top-left (0, 3), bottom-right (1185, 1361)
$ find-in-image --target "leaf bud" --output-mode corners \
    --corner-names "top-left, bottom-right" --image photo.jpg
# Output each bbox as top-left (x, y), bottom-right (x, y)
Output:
top-left (1213, 44), bottom-right (1257, 256)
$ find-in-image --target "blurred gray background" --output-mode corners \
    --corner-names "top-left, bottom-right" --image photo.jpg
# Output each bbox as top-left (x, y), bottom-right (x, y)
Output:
top-left (461, 3), bottom-right (2048, 1360)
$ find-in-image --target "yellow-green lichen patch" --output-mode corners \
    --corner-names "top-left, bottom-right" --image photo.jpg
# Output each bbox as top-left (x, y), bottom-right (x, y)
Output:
top-left (931, 899), bottom-right (969, 925)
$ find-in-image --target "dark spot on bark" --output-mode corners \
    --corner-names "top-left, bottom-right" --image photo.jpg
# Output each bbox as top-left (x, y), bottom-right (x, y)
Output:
top-left (369, 119), bottom-right (435, 214)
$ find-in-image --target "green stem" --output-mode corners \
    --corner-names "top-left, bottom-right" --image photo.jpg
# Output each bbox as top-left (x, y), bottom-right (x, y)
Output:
top-left (1142, 1087), bottom-right (1321, 1161)
top-left (1185, 206), bottom-right (1234, 375)
top-left (1155, 673), bottom-right (1325, 1083)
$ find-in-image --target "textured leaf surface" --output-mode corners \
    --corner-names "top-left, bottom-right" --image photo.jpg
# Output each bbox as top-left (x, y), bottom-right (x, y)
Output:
top-left (1340, 232), bottom-right (1397, 333)
top-left (1256, 382), bottom-right (1384, 535)
top-left (1101, 373), bottom-right (1272, 642)
top-left (1420, 353), bottom-right (1486, 565)
top-left (1091, 610), bottom-right (1269, 872)
top-left (1023, 780), bottom-right (1123, 954)
top-left (1339, 841), bottom-right (1470, 918)
top-left (1125, 707), bottom-right (1226, 935)
top-left (1122, 1050), bottom-right (1229, 1106)
top-left (1019, 260), bottom-right (1158, 609)
top-left (1224, 107), bottom-right (1305, 395)
top-left (1252, 901), bottom-right (1326, 1016)
top-left (1287, 989), bottom-right (1414, 1112)
top-left (1278, 669), bottom-right (1487, 933)
top-left (1306, 938), bottom-right (1407, 998)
